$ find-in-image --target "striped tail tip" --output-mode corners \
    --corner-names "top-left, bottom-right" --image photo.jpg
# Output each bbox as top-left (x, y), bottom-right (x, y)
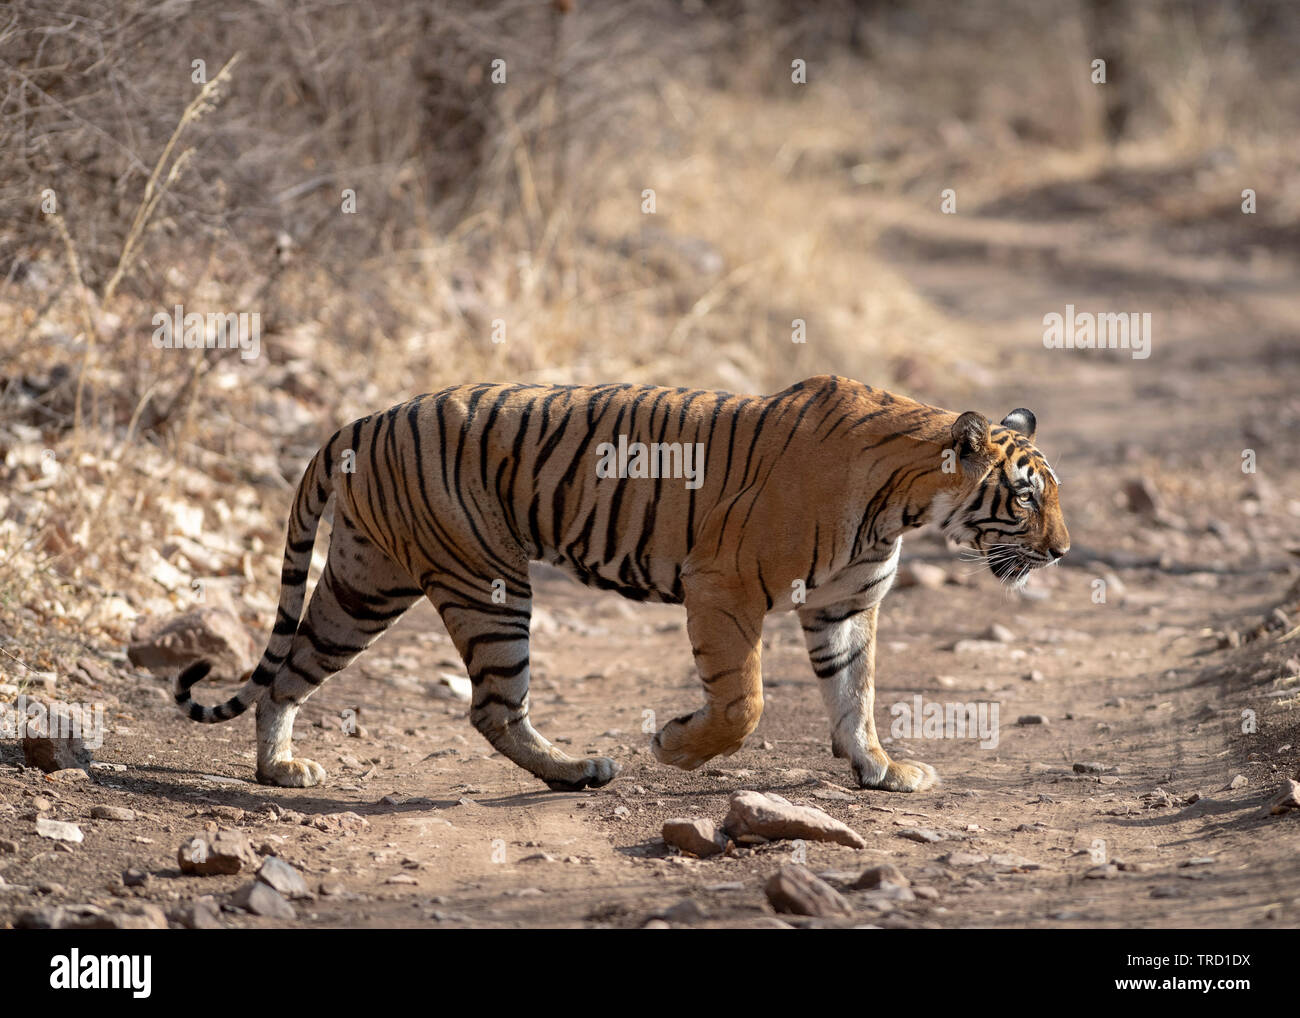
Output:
top-left (175, 660), bottom-right (211, 701)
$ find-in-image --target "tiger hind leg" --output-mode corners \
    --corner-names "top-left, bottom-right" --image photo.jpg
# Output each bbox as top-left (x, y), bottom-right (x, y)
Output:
top-left (257, 522), bottom-right (421, 787)
top-left (651, 579), bottom-right (765, 770)
top-left (434, 585), bottom-right (619, 791)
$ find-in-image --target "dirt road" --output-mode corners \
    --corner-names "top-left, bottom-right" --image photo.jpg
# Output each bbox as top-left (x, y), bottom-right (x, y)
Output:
top-left (2, 160), bottom-right (1298, 929)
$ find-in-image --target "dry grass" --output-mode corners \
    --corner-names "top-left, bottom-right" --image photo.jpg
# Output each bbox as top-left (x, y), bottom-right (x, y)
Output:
top-left (1, 0), bottom-right (1298, 681)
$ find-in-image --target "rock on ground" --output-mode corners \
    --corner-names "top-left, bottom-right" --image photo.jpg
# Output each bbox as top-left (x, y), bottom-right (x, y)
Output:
top-left (178, 830), bottom-right (258, 875)
top-left (35, 818), bottom-right (83, 843)
top-left (662, 817), bottom-right (728, 858)
top-left (22, 702), bottom-right (95, 773)
top-left (257, 856), bottom-right (312, 899)
top-left (128, 607), bottom-right (258, 680)
top-left (723, 790), bottom-right (866, 849)
top-left (764, 865), bottom-right (854, 918)
top-left (1266, 778), bottom-right (1300, 816)
top-left (232, 880), bottom-right (296, 919)
top-left (851, 863), bottom-right (910, 890)
top-left (16, 903), bottom-right (168, 930)
top-left (168, 897), bottom-right (223, 929)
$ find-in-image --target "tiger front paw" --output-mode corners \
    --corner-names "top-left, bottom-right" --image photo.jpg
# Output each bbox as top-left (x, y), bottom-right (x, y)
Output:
top-left (854, 755), bottom-right (938, 793)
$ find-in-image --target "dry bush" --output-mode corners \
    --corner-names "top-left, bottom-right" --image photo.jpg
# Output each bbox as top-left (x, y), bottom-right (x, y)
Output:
top-left (0, 0), bottom-right (1297, 669)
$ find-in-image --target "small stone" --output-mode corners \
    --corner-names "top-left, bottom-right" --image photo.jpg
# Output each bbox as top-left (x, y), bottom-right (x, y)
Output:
top-left (257, 856), bottom-right (312, 899)
top-left (91, 805), bottom-right (136, 822)
top-left (31, 796), bottom-right (53, 813)
top-left (985, 623), bottom-right (1015, 643)
top-left (850, 863), bottom-right (910, 891)
top-left (1085, 864), bottom-right (1119, 879)
top-left (659, 899), bottom-right (707, 924)
top-left (1223, 774), bottom-right (1248, 790)
top-left (169, 897), bottom-right (223, 929)
top-left (16, 903), bottom-right (167, 930)
top-left (232, 880), bottom-right (296, 919)
top-left (990, 853), bottom-right (1041, 871)
top-left (764, 865), bottom-right (854, 918)
top-left (1266, 778), bottom-right (1300, 815)
top-left (941, 851), bottom-right (989, 866)
top-left (35, 818), bottom-right (83, 843)
top-left (724, 790), bottom-right (866, 849)
top-left (45, 767), bottom-right (90, 783)
top-left (1025, 670), bottom-right (1045, 683)
top-left (177, 830), bottom-right (258, 875)
top-left (1017, 714), bottom-right (1049, 726)
top-left (122, 868), bottom-right (149, 887)
top-left (662, 818), bottom-right (728, 858)
top-left (642, 919), bottom-right (672, 929)
top-left (305, 811), bottom-right (370, 833)
top-left (0, 839), bottom-right (18, 854)
top-left (1073, 762), bottom-right (1110, 774)
top-left (385, 873), bottom-right (419, 885)
top-left (22, 702), bottom-right (95, 773)
top-left (896, 826), bottom-right (960, 844)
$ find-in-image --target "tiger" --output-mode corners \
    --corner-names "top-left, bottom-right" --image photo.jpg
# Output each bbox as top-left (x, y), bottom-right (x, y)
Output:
top-left (174, 375), bottom-right (1068, 793)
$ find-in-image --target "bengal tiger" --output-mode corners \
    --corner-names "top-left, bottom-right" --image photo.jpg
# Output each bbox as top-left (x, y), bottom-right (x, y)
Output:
top-left (175, 376), bottom-right (1068, 793)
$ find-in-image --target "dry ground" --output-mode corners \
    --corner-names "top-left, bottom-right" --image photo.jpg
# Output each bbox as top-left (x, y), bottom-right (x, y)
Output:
top-left (3, 157), bottom-right (1298, 928)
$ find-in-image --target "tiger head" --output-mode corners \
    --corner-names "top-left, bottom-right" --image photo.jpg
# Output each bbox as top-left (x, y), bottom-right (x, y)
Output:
top-left (942, 407), bottom-right (1069, 587)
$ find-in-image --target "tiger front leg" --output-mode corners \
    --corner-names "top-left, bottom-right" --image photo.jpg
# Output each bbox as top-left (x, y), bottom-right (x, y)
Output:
top-left (799, 598), bottom-right (938, 792)
top-left (652, 579), bottom-right (765, 771)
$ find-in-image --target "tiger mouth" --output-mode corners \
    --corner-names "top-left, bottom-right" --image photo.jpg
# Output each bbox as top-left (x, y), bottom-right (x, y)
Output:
top-left (984, 543), bottom-right (1054, 588)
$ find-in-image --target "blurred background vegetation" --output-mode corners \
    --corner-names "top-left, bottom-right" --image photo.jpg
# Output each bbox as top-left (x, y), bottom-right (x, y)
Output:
top-left (1, 0), bottom-right (1297, 667)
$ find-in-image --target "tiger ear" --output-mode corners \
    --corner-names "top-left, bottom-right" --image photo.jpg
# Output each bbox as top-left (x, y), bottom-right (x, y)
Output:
top-left (951, 411), bottom-right (993, 466)
top-left (1000, 408), bottom-right (1037, 440)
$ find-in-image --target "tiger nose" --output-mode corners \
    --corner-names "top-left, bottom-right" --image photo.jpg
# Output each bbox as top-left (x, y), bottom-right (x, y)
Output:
top-left (1049, 545), bottom-right (1069, 561)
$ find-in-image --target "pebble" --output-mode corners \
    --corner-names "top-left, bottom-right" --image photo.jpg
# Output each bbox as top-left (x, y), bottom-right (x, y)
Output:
top-left (177, 830), bottom-right (258, 876)
top-left (941, 851), bottom-right (989, 866)
top-left (659, 899), bottom-right (707, 924)
top-left (764, 865), bottom-right (854, 918)
top-left (122, 868), bottom-right (149, 888)
top-left (662, 818), bottom-right (728, 858)
top-left (169, 897), bottom-right (223, 929)
top-left (257, 856), bottom-right (312, 899)
top-left (1266, 778), bottom-right (1300, 815)
top-left (851, 863), bottom-right (910, 890)
top-left (35, 818), bottom-right (83, 843)
top-left (1017, 715), bottom-right (1050, 726)
top-left (91, 805), bottom-right (136, 822)
top-left (1072, 762), bottom-right (1110, 774)
top-left (232, 880), bottom-right (296, 919)
top-left (17, 903), bottom-right (167, 930)
top-left (723, 790), bottom-right (866, 849)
